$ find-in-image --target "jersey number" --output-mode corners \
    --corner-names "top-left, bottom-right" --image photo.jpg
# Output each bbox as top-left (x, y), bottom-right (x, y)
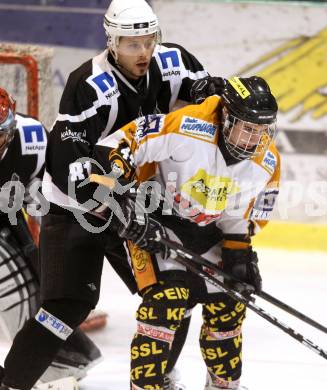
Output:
top-left (69, 161), bottom-right (91, 182)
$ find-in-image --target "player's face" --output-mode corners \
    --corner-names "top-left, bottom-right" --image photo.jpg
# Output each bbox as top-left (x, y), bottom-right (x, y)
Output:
top-left (116, 34), bottom-right (156, 79)
top-left (228, 120), bottom-right (267, 150)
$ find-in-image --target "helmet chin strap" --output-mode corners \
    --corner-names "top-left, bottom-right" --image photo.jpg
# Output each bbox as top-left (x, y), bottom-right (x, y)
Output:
top-left (108, 43), bottom-right (118, 63)
top-left (108, 36), bottom-right (133, 77)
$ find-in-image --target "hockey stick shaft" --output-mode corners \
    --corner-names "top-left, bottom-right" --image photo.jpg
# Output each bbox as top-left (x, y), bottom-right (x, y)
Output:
top-left (167, 249), bottom-right (327, 360)
top-left (159, 236), bottom-right (327, 334)
top-left (259, 290), bottom-right (327, 334)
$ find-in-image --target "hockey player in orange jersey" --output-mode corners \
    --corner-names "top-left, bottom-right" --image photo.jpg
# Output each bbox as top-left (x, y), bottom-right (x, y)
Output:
top-left (91, 76), bottom-right (280, 389)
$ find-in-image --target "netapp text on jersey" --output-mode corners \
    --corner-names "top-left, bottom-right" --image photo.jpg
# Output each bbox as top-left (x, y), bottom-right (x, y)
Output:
top-left (163, 70), bottom-right (181, 77)
top-left (105, 88), bottom-right (119, 99)
top-left (25, 145), bottom-right (46, 152)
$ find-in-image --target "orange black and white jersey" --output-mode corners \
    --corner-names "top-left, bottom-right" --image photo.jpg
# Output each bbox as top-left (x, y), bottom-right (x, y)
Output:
top-left (95, 95), bottom-right (280, 239)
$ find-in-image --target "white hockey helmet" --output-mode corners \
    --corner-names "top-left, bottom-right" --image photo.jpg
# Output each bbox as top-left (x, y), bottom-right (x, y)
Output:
top-left (104, 0), bottom-right (161, 56)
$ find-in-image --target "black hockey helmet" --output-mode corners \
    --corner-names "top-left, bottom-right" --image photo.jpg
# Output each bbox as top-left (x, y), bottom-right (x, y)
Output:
top-left (0, 87), bottom-right (17, 157)
top-left (220, 76), bottom-right (278, 160)
top-left (222, 76), bottom-right (278, 125)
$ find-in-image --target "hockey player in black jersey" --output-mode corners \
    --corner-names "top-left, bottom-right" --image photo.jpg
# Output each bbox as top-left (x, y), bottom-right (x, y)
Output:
top-left (0, 87), bottom-right (102, 390)
top-left (0, 0), bottom-right (226, 389)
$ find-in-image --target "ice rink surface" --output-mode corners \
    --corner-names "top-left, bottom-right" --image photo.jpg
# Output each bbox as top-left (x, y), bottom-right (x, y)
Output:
top-left (0, 248), bottom-right (326, 389)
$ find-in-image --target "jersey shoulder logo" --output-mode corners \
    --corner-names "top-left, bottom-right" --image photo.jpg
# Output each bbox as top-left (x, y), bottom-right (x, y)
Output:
top-left (134, 114), bottom-right (165, 143)
top-left (92, 71), bottom-right (115, 91)
top-left (179, 115), bottom-right (216, 141)
top-left (157, 48), bottom-right (182, 79)
top-left (18, 122), bottom-right (47, 156)
top-left (88, 71), bottom-right (119, 101)
top-left (261, 150), bottom-right (277, 174)
top-left (250, 187), bottom-right (279, 221)
top-left (158, 50), bottom-right (180, 69)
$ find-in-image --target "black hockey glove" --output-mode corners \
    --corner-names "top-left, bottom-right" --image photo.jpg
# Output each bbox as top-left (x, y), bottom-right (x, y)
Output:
top-left (221, 247), bottom-right (262, 295)
top-left (190, 76), bottom-right (227, 104)
top-left (116, 196), bottom-right (168, 257)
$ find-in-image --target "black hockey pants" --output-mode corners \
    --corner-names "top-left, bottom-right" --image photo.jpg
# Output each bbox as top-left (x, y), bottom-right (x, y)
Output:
top-left (130, 281), bottom-right (246, 389)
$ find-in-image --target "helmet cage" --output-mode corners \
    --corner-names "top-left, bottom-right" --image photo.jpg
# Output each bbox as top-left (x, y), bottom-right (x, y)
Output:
top-left (222, 109), bottom-right (276, 161)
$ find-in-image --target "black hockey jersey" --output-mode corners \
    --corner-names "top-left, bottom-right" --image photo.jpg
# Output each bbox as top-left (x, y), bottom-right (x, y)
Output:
top-left (43, 43), bottom-right (208, 210)
top-left (0, 113), bottom-right (47, 219)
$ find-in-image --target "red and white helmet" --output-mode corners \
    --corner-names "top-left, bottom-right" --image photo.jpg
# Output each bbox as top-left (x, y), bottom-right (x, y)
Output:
top-left (103, 0), bottom-right (161, 58)
top-left (0, 87), bottom-right (17, 156)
